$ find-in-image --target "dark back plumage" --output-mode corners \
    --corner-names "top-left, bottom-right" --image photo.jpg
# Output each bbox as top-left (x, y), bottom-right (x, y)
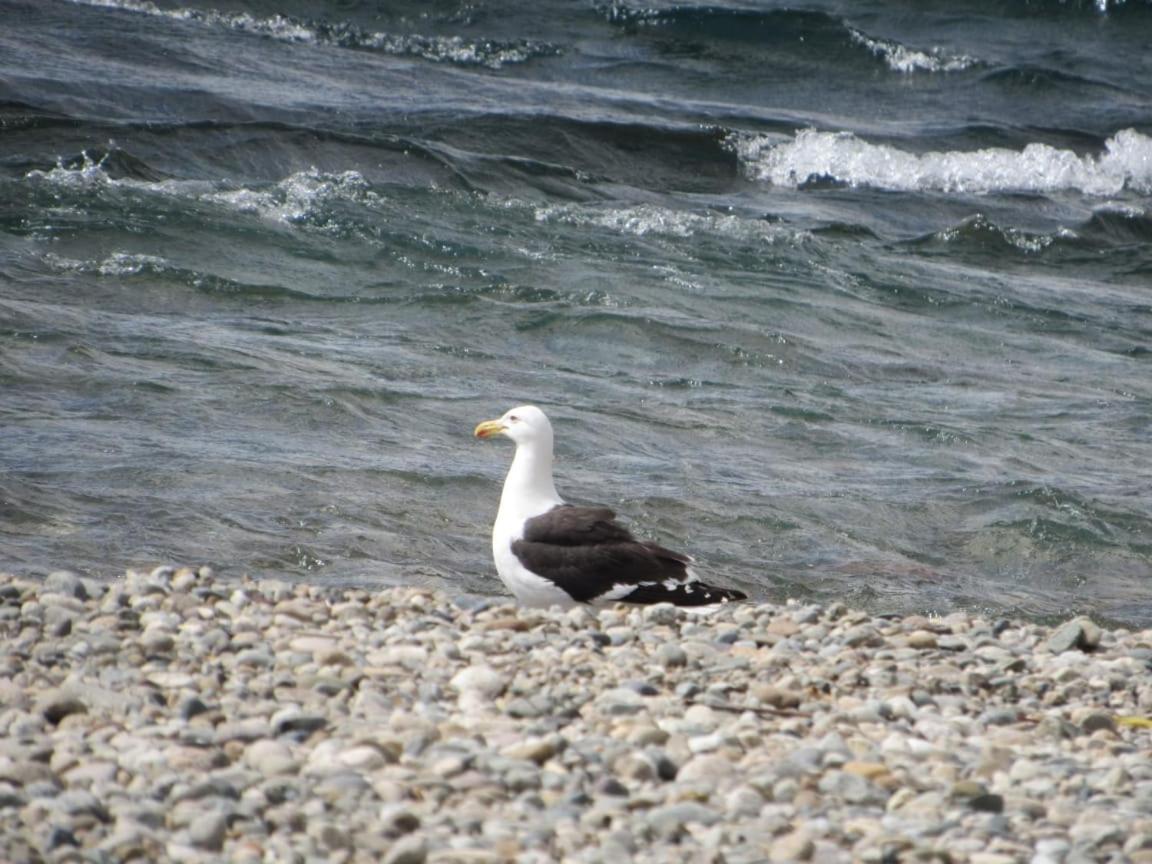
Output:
top-left (512, 505), bottom-right (744, 606)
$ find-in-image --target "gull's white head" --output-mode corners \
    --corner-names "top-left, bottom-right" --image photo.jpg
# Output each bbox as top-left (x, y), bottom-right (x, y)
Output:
top-left (474, 404), bottom-right (554, 449)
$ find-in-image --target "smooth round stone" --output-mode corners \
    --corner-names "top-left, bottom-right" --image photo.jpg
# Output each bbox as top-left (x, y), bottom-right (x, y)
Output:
top-left (382, 834), bottom-right (428, 864)
top-left (187, 810), bottom-right (229, 851)
top-left (289, 635), bottom-right (340, 655)
top-left (339, 745), bottom-right (392, 771)
top-left (646, 802), bottom-right (721, 840)
top-left (272, 711), bottom-right (328, 737)
top-left (769, 831), bottom-right (814, 863)
top-left (595, 688), bottom-right (647, 716)
top-left (44, 570), bottom-right (88, 599)
top-left (725, 785), bottom-right (766, 818)
top-left (1047, 617), bottom-right (1102, 654)
top-left (53, 789), bottom-right (110, 822)
top-left (906, 630), bottom-right (938, 650)
top-left (841, 624), bottom-right (883, 648)
top-left (378, 803), bottom-right (421, 836)
top-left (450, 666), bottom-right (508, 702)
top-left (676, 753), bottom-right (736, 785)
top-left (147, 671), bottom-right (196, 689)
top-left (751, 684), bottom-right (803, 709)
top-left (641, 604), bottom-right (683, 626)
top-left (244, 740), bottom-right (299, 777)
top-left (655, 643), bottom-right (688, 668)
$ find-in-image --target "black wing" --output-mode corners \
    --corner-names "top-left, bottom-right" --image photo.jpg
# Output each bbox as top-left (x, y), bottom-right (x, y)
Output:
top-left (512, 505), bottom-right (744, 606)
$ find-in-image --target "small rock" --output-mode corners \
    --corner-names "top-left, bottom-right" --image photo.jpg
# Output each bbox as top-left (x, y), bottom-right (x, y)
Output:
top-left (677, 753), bottom-right (736, 785)
top-left (45, 570), bottom-right (88, 599)
top-left (499, 737), bottom-right (560, 765)
top-left (767, 617), bottom-right (802, 637)
top-left (38, 690), bottom-right (87, 725)
top-left (970, 792), bottom-right (1006, 813)
top-left (378, 804), bottom-right (421, 836)
top-left (1078, 712), bottom-right (1117, 734)
top-left (339, 745), bottom-right (393, 771)
top-left (140, 629), bottom-right (176, 654)
top-left (842, 761), bottom-right (890, 781)
top-left (53, 789), bottom-right (111, 822)
top-left (750, 684), bottom-right (803, 709)
top-left (178, 696), bottom-right (212, 720)
top-left (273, 713), bottom-right (328, 737)
top-left (383, 834), bottom-right (428, 864)
top-left (969, 854), bottom-right (1018, 864)
top-left (1047, 616), bottom-right (1102, 653)
top-left (646, 802), bottom-right (720, 840)
top-left (450, 666), bottom-right (507, 703)
top-left (906, 630), bottom-right (938, 649)
top-left (818, 770), bottom-right (886, 805)
top-left (187, 810), bottom-right (228, 851)
top-left (655, 643), bottom-right (688, 668)
top-left (769, 830), bottom-right (814, 862)
top-left (243, 740), bottom-right (299, 776)
top-left (596, 687), bottom-right (647, 716)
top-left (642, 603), bottom-right (682, 626)
top-left (841, 624), bottom-right (883, 648)
top-left (937, 635), bottom-right (969, 651)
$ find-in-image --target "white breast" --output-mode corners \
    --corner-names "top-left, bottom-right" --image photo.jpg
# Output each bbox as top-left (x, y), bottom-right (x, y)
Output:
top-left (491, 513), bottom-right (578, 609)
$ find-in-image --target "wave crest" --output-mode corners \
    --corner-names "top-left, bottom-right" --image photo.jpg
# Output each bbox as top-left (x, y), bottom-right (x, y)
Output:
top-left (737, 128), bottom-right (1152, 196)
top-left (847, 29), bottom-right (979, 74)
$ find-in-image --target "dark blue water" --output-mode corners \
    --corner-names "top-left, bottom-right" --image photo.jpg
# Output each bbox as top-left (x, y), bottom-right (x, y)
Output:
top-left (2, 0), bottom-right (1151, 623)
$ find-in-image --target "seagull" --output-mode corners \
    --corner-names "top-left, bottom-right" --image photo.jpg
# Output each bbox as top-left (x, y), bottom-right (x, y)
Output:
top-left (474, 405), bottom-right (747, 609)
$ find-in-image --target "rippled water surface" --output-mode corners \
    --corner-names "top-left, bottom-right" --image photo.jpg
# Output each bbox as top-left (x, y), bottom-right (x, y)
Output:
top-left (2, 0), bottom-right (1151, 623)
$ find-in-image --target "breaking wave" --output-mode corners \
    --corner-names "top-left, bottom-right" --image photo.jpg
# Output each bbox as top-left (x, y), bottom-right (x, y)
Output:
top-left (737, 128), bottom-right (1152, 196)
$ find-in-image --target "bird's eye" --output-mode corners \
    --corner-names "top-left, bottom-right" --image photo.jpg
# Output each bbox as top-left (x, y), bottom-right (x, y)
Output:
top-left (508, 415), bottom-right (520, 423)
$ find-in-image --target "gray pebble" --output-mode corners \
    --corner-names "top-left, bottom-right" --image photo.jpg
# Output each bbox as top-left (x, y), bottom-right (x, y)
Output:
top-left (45, 570), bottom-right (88, 599)
top-left (383, 834), bottom-right (428, 864)
top-left (187, 810), bottom-right (229, 851)
top-left (647, 802), bottom-right (720, 840)
top-left (1047, 617), bottom-right (1102, 653)
top-left (655, 643), bottom-right (688, 668)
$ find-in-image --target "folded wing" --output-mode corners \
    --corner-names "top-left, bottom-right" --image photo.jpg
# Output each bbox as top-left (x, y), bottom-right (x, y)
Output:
top-left (512, 505), bottom-right (743, 606)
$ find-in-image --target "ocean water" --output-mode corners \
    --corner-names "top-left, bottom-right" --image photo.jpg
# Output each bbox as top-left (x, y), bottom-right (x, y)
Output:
top-left (3, 0), bottom-right (1151, 624)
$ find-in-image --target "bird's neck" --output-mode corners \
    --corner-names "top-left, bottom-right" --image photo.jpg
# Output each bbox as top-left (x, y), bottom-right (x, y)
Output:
top-left (498, 441), bottom-right (561, 523)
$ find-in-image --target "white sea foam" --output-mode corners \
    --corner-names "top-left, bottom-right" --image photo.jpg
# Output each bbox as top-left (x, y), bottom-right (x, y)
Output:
top-left (535, 202), bottom-right (805, 244)
top-left (44, 251), bottom-right (170, 276)
top-left (737, 128), bottom-right (1152, 196)
top-left (65, 0), bottom-right (555, 68)
top-left (26, 151), bottom-right (215, 197)
top-left (27, 152), bottom-right (380, 229)
top-left (848, 29), bottom-right (978, 74)
top-left (205, 169), bottom-right (376, 225)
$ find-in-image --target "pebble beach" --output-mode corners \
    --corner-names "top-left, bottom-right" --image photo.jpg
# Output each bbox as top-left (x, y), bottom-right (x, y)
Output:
top-left (3, 567), bottom-right (1152, 864)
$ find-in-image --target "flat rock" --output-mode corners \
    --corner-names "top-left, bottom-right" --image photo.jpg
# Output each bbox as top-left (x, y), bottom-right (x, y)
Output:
top-left (1047, 617), bottom-right (1102, 653)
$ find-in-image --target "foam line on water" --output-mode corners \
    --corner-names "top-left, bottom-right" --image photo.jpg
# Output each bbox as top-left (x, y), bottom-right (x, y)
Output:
top-left (65, 0), bottom-right (558, 68)
top-left (26, 152), bottom-right (381, 227)
top-left (847, 29), bottom-right (979, 74)
top-left (534, 202), bottom-right (808, 244)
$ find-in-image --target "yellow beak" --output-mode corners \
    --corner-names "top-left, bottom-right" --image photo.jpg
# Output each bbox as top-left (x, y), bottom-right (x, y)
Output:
top-left (474, 419), bottom-right (505, 439)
